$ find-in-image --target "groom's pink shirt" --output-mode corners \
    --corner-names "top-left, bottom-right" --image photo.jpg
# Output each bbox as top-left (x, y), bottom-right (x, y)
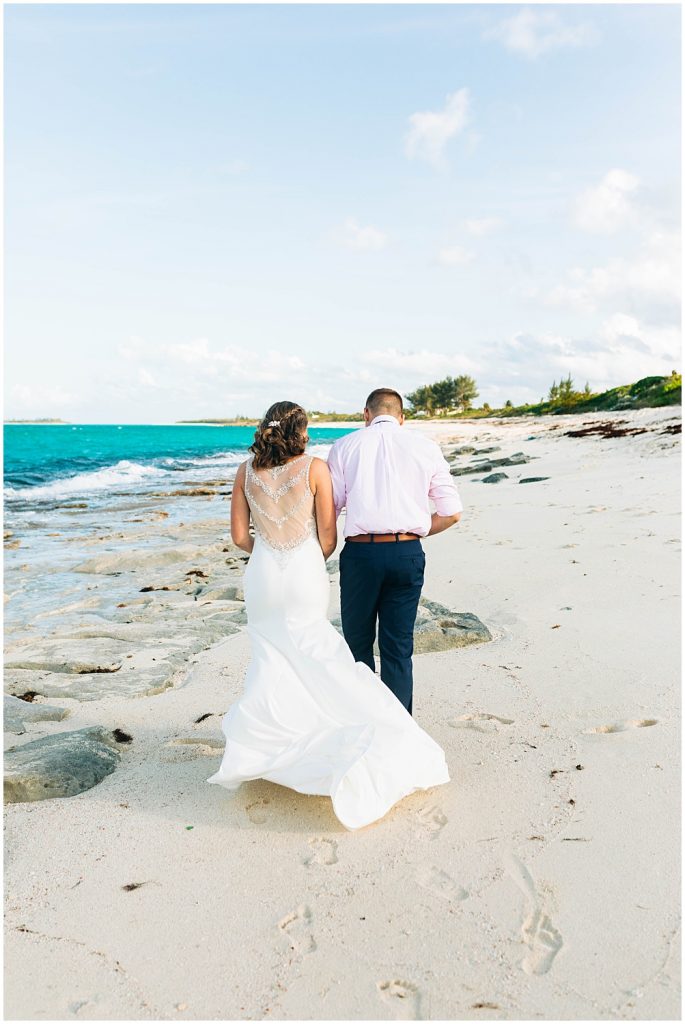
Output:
top-left (326, 415), bottom-right (463, 538)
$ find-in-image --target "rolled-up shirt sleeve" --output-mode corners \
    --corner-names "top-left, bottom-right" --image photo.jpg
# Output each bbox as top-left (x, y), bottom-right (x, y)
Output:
top-left (428, 448), bottom-right (463, 516)
top-left (326, 442), bottom-right (347, 517)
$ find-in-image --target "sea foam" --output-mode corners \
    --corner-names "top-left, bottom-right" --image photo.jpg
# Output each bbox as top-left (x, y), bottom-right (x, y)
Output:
top-left (3, 459), bottom-right (170, 500)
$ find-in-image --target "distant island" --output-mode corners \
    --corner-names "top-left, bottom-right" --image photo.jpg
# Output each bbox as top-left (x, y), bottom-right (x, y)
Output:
top-left (176, 372), bottom-right (681, 425)
top-left (175, 414), bottom-right (364, 426)
top-left (4, 418), bottom-right (70, 424)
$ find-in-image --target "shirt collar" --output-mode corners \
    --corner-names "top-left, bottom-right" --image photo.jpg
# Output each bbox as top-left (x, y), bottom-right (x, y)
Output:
top-left (369, 414), bottom-right (401, 427)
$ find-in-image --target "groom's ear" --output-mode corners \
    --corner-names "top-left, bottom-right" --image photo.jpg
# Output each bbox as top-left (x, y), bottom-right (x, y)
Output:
top-left (363, 407), bottom-right (371, 425)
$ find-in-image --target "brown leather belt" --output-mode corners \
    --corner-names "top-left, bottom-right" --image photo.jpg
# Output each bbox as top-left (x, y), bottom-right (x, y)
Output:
top-left (346, 532), bottom-right (420, 543)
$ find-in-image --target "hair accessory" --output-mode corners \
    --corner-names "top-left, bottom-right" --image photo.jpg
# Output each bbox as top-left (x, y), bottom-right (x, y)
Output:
top-left (267, 420), bottom-right (281, 427)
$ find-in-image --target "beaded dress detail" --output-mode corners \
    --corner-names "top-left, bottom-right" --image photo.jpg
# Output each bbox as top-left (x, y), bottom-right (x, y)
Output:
top-left (206, 453), bottom-right (450, 830)
top-left (244, 454), bottom-right (318, 560)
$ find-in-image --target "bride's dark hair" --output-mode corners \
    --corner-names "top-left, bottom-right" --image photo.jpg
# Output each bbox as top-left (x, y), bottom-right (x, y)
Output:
top-left (250, 401), bottom-right (309, 470)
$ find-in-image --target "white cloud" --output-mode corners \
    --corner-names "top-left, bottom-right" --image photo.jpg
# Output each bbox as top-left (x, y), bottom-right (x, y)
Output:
top-left (404, 88), bottom-right (471, 167)
top-left (335, 217), bottom-right (388, 251)
top-left (472, 317), bottom-right (680, 401)
top-left (117, 336), bottom-right (147, 361)
top-left (573, 169), bottom-right (641, 234)
top-left (8, 382), bottom-right (75, 417)
top-left (464, 216), bottom-right (502, 237)
top-left (484, 6), bottom-right (599, 59)
top-left (8, 320), bottom-right (679, 423)
top-left (437, 245), bottom-right (474, 267)
top-left (360, 347), bottom-right (480, 378)
top-left (542, 228), bottom-right (681, 314)
top-left (598, 313), bottom-right (680, 364)
top-left (168, 338), bottom-right (212, 364)
top-left (138, 368), bottom-right (157, 387)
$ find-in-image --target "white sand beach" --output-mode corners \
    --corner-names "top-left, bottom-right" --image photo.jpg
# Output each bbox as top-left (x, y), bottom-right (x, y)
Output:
top-left (3, 406), bottom-right (681, 1021)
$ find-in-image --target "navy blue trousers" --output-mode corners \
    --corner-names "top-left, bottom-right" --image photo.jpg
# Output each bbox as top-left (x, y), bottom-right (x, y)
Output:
top-left (339, 538), bottom-right (425, 715)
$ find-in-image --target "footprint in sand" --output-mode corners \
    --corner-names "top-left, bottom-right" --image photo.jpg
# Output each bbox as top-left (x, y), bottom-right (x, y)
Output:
top-left (521, 906), bottom-right (564, 976)
top-left (415, 805), bottom-right (447, 840)
top-left (584, 718), bottom-right (658, 734)
top-left (416, 864), bottom-right (468, 902)
top-left (168, 736), bottom-right (224, 750)
top-left (504, 852), bottom-right (563, 976)
top-left (449, 712), bottom-right (514, 733)
top-left (159, 736), bottom-right (224, 761)
top-left (245, 797), bottom-right (271, 824)
top-left (278, 904), bottom-right (316, 955)
top-left (303, 837), bottom-right (338, 866)
top-left (377, 979), bottom-right (422, 1020)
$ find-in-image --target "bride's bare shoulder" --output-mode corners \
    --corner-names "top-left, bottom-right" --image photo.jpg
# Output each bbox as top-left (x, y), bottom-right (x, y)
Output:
top-left (309, 455), bottom-right (331, 474)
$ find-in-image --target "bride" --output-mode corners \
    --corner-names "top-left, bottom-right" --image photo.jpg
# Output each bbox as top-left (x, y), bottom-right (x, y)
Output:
top-left (206, 400), bottom-right (450, 830)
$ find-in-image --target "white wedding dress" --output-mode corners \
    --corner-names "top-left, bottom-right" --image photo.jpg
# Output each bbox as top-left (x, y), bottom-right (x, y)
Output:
top-left (206, 452), bottom-right (450, 830)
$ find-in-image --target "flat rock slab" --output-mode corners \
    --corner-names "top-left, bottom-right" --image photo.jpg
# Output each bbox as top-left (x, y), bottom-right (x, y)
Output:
top-left (71, 544), bottom-right (213, 575)
top-left (482, 472), bottom-right (509, 483)
top-left (3, 694), bottom-right (70, 735)
top-left (4, 726), bottom-right (122, 803)
top-left (198, 585), bottom-right (244, 602)
top-left (519, 476), bottom-right (550, 483)
top-left (451, 451), bottom-right (531, 475)
top-left (4, 637), bottom-right (129, 676)
top-left (3, 614), bottom-right (241, 700)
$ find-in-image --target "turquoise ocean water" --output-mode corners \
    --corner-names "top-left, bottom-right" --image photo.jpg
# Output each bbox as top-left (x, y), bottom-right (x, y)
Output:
top-left (2, 423), bottom-right (356, 635)
top-left (3, 424), bottom-right (353, 505)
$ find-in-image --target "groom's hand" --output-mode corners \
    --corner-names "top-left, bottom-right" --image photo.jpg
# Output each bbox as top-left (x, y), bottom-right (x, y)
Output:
top-left (426, 511), bottom-right (461, 537)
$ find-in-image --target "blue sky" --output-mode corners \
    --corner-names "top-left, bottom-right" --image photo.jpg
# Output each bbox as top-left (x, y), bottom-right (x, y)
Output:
top-left (4, 2), bottom-right (681, 422)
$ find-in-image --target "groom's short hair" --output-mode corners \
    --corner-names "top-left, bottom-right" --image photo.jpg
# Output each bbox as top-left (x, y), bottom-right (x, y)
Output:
top-left (365, 388), bottom-right (404, 417)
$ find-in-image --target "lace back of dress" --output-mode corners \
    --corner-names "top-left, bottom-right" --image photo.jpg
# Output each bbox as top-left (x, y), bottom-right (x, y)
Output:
top-left (244, 454), bottom-right (317, 552)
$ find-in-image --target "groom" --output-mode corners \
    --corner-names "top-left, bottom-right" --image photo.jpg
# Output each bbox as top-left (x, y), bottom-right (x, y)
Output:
top-left (327, 388), bottom-right (463, 715)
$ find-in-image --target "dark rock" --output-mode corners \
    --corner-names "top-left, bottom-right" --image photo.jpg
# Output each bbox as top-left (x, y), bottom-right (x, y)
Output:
top-left (519, 477), bottom-right (550, 483)
top-left (451, 451), bottom-right (532, 475)
top-left (499, 452), bottom-right (531, 465)
top-left (482, 473), bottom-right (508, 483)
top-left (4, 726), bottom-right (122, 803)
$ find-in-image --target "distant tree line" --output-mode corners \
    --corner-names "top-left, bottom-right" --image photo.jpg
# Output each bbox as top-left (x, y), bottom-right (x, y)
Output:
top-left (403, 370), bottom-right (680, 417)
top-left (405, 375), bottom-right (479, 415)
top-left (545, 373), bottom-right (592, 406)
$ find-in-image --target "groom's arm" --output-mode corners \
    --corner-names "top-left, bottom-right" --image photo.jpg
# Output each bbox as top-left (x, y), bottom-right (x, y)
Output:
top-left (326, 443), bottom-right (347, 518)
top-left (426, 445), bottom-right (463, 536)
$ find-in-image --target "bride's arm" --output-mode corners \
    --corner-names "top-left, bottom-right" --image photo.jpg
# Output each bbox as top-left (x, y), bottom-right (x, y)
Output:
top-left (310, 458), bottom-right (337, 560)
top-left (230, 462), bottom-right (254, 554)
